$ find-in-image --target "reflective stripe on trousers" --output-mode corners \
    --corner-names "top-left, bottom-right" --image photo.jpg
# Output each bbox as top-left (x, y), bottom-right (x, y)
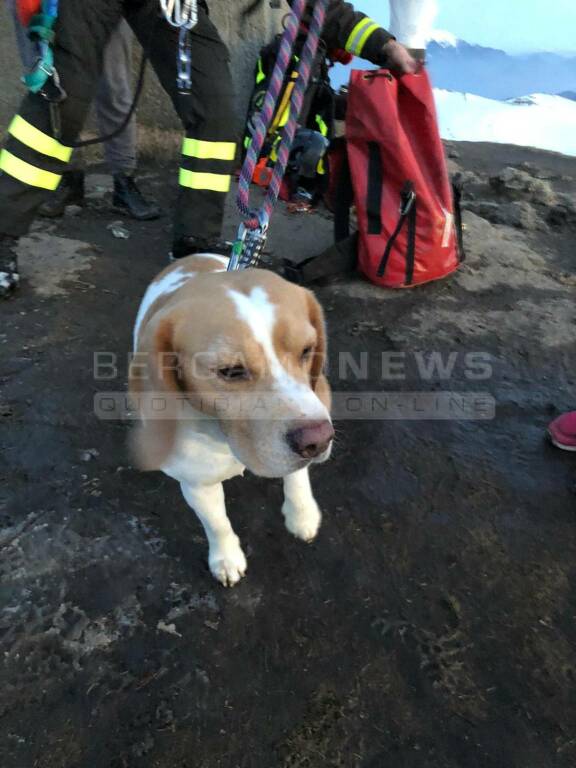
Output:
top-left (179, 137), bottom-right (236, 193)
top-left (0, 115), bottom-right (72, 190)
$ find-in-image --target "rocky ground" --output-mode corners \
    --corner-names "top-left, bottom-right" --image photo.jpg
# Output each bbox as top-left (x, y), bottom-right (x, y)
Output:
top-left (1, 141), bottom-right (576, 768)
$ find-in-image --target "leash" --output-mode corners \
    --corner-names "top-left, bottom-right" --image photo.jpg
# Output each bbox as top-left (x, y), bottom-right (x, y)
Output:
top-left (22, 0), bottom-right (196, 144)
top-left (228, 0), bottom-right (330, 271)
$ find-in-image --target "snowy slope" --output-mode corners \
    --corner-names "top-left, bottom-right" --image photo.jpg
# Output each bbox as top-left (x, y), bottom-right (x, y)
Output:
top-left (434, 91), bottom-right (576, 157)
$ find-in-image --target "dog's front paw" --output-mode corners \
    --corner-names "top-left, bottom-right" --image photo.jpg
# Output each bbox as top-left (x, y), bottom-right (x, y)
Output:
top-left (209, 538), bottom-right (247, 587)
top-left (282, 499), bottom-right (322, 542)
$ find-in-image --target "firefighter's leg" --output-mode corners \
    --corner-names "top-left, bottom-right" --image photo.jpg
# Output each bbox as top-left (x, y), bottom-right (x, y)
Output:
top-left (128, 1), bottom-right (237, 257)
top-left (0, 0), bottom-right (123, 295)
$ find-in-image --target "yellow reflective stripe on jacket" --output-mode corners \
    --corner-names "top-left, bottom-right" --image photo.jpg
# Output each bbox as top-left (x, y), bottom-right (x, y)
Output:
top-left (8, 115), bottom-right (72, 162)
top-left (356, 22), bottom-right (380, 55)
top-left (0, 150), bottom-right (61, 190)
top-left (182, 138), bottom-right (236, 161)
top-left (179, 169), bottom-right (231, 193)
top-left (345, 17), bottom-right (379, 56)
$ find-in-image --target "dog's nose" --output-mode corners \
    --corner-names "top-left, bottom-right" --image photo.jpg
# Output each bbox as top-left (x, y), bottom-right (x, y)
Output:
top-left (286, 420), bottom-right (335, 459)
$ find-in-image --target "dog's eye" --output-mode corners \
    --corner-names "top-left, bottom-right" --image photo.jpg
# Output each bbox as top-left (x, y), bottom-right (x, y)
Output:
top-left (301, 346), bottom-right (314, 361)
top-left (218, 365), bottom-right (250, 382)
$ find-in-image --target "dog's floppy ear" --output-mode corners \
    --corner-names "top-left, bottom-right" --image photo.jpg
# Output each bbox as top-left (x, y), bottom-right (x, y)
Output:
top-left (149, 315), bottom-right (183, 396)
top-left (129, 315), bottom-right (183, 471)
top-left (305, 290), bottom-right (331, 409)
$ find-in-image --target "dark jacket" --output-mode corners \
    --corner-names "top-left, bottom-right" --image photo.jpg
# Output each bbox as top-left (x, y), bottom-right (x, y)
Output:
top-left (298, 0), bottom-right (394, 64)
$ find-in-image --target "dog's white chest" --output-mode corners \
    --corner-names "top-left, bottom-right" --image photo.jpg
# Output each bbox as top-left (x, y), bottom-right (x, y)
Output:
top-left (161, 421), bottom-right (245, 486)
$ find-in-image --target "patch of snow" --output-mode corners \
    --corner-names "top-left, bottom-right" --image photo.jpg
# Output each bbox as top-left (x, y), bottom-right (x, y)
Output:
top-left (434, 90), bottom-right (576, 157)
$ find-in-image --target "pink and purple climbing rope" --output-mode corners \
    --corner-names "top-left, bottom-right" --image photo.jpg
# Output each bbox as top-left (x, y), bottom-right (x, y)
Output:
top-left (236, 0), bottom-right (330, 230)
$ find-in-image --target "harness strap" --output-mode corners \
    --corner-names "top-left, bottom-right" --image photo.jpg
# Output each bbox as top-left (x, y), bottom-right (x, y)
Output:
top-left (376, 181), bottom-right (416, 278)
top-left (452, 181), bottom-right (466, 262)
top-left (23, 0), bottom-right (59, 94)
top-left (404, 191), bottom-right (417, 285)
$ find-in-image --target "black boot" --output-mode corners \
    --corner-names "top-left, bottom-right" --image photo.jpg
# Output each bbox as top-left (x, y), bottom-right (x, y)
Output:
top-left (0, 236), bottom-right (20, 299)
top-left (39, 169), bottom-right (85, 218)
top-left (112, 173), bottom-right (161, 221)
top-left (170, 236), bottom-right (232, 262)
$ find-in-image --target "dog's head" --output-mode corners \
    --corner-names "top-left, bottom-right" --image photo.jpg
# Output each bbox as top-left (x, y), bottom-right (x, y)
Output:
top-left (131, 269), bottom-right (333, 477)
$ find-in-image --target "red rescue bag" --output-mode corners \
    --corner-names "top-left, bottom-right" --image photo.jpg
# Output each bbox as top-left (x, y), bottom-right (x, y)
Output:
top-left (346, 68), bottom-right (463, 288)
top-left (17, 0), bottom-right (41, 26)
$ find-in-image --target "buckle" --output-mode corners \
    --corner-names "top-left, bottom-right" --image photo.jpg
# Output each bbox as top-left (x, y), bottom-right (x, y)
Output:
top-left (400, 182), bottom-right (416, 215)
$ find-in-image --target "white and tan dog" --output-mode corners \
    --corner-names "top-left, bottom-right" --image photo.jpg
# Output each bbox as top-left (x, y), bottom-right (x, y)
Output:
top-left (129, 254), bottom-right (333, 586)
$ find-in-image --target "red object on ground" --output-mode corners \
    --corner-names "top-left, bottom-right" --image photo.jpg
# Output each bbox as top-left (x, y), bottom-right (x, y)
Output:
top-left (253, 158), bottom-right (273, 188)
top-left (548, 412), bottom-right (576, 451)
top-left (252, 158), bottom-right (292, 202)
top-left (346, 68), bottom-right (463, 288)
top-left (17, 0), bottom-right (41, 26)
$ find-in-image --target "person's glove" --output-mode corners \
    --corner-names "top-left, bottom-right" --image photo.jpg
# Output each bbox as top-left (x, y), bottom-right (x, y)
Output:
top-left (381, 39), bottom-right (419, 74)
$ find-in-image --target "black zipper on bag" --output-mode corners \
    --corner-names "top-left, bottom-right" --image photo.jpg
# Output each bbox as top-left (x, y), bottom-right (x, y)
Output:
top-left (366, 142), bottom-right (383, 235)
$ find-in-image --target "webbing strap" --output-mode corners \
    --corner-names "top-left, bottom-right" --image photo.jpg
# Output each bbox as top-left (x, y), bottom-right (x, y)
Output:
top-left (366, 142), bottom-right (383, 235)
top-left (9, 115), bottom-right (72, 162)
top-left (452, 182), bottom-right (466, 262)
top-left (182, 138), bottom-right (236, 161)
top-left (179, 169), bottom-right (231, 193)
top-left (27, 13), bottom-right (57, 42)
top-left (0, 150), bottom-right (61, 190)
top-left (404, 197), bottom-right (417, 286)
top-left (256, 57), bottom-right (266, 84)
top-left (377, 182), bottom-right (416, 278)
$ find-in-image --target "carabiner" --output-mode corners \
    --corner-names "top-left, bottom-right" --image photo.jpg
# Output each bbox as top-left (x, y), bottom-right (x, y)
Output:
top-left (228, 211), bottom-right (269, 272)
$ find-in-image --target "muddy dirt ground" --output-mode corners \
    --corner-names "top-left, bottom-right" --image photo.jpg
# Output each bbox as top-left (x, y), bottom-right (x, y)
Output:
top-left (1, 142), bottom-right (576, 768)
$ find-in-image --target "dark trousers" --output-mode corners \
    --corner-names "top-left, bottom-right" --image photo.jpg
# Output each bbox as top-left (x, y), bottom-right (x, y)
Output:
top-left (8, 0), bottom-right (138, 174)
top-left (0, 0), bottom-right (237, 242)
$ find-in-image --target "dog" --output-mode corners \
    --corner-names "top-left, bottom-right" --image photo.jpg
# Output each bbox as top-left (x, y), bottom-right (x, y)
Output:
top-left (129, 254), bottom-right (333, 586)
